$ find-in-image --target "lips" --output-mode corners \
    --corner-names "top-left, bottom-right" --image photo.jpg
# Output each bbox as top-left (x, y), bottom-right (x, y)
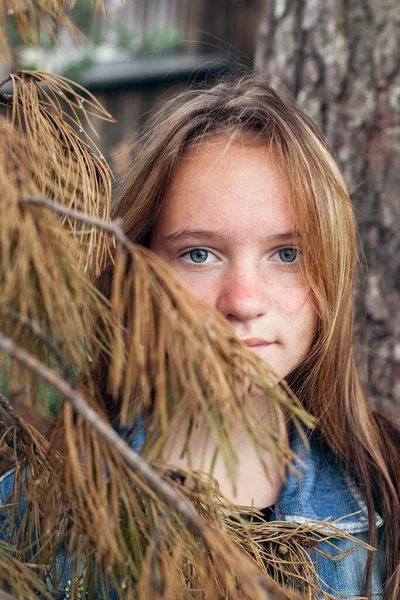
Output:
top-left (242, 338), bottom-right (273, 347)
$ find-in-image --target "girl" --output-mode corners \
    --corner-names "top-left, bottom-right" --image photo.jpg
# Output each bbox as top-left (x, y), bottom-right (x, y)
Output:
top-left (96, 73), bottom-right (400, 598)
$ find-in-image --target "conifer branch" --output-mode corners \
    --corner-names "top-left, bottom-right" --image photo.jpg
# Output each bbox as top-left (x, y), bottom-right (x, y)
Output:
top-left (0, 390), bottom-right (33, 446)
top-left (0, 332), bottom-right (282, 600)
top-left (0, 307), bottom-right (72, 381)
top-left (0, 415), bottom-right (24, 455)
top-left (24, 195), bottom-right (128, 245)
top-left (0, 76), bottom-right (11, 89)
top-left (0, 333), bottom-right (219, 532)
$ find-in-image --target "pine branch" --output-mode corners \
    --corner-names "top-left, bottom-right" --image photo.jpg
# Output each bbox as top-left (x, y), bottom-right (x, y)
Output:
top-left (0, 306), bottom-right (73, 381)
top-left (3, 72), bottom-right (114, 274)
top-left (0, 390), bottom-right (33, 446)
top-left (24, 195), bottom-right (128, 246)
top-left (0, 332), bottom-right (283, 600)
top-left (0, 2), bottom-right (84, 56)
top-left (0, 333), bottom-right (214, 531)
top-left (0, 415), bottom-right (24, 455)
top-left (0, 76), bottom-right (11, 89)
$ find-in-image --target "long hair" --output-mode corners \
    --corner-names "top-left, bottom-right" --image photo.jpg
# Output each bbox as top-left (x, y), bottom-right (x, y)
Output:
top-left (95, 73), bottom-right (400, 599)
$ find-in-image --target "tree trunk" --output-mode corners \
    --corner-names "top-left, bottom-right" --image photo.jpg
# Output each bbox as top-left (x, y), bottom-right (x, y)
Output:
top-left (255, 0), bottom-right (400, 417)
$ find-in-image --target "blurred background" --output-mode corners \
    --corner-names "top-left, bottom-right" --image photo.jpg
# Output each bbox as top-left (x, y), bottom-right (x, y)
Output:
top-left (2, 0), bottom-right (263, 160)
top-left (1, 0), bottom-right (399, 419)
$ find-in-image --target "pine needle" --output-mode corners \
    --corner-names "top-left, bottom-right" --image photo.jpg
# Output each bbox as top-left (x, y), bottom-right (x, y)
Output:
top-left (108, 241), bottom-right (314, 489)
top-left (0, 118), bottom-right (115, 400)
top-left (9, 193), bottom-right (314, 490)
top-left (0, 51), bottom-right (360, 600)
top-left (0, 0), bottom-right (107, 63)
top-left (1, 71), bottom-right (114, 274)
top-left (0, 405), bottom-right (369, 600)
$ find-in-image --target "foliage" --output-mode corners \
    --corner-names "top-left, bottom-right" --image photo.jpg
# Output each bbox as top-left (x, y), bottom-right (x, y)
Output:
top-left (0, 0), bottom-right (106, 66)
top-left (62, 54), bottom-right (95, 82)
top-left (69, 0), bottom-right (98, 37)
top-left (0, 4), bottom-right (370, 600)
top-left (116, 24), bottom-right (182, 57)
top-left (137, 26), bottom-right (182, 57)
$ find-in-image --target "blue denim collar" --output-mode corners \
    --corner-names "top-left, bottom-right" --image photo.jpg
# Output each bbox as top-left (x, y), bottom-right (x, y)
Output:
top-left (273, 427), bottom-right (383, 534)
top-left (119, 418), bottom-right (383, 534)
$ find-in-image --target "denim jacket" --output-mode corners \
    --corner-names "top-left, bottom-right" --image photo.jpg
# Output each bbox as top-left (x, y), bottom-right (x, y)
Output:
top-left (0, 425), bottom-right (385, 599)
top-left (272, 429), bottom-right (385, 598)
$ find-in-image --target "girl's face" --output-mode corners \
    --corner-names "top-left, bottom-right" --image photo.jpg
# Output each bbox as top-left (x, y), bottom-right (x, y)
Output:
top-left (150, 137), bottom-right (317, 381)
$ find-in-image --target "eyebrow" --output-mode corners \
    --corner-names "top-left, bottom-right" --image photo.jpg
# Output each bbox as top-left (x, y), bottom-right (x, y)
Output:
top-left (161, 229), bottom-right (300, 244)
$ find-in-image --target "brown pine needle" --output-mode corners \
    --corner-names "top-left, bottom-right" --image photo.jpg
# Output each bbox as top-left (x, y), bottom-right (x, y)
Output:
top-left (21, 193), bottom-right (314, 485)
top-left (0, 118), bottom-right (116, 400)
top-left (0, 0), bottom-right (107, 63)
top-left (2, 72), bottom-right (114, 273)
top-left (0, 333), bottom-right (288, 599)
top-left (0, 64), bottom-right (360, 600)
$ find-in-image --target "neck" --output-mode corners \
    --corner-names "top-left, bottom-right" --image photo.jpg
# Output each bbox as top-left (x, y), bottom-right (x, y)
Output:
top-left (163, 394), bottom-right (288, 508)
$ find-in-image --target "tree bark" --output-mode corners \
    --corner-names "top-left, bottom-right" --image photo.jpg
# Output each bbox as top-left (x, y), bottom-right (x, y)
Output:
top-left (255, 0), bottom-right (400, 417)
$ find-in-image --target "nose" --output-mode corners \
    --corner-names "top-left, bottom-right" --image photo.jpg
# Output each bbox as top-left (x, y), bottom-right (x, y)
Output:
top-left (216, 263), bottom-right (267, 324)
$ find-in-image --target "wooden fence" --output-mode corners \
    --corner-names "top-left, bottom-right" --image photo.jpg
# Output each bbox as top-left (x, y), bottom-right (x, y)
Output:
top-left (84, 0), bottom-right (263, 161)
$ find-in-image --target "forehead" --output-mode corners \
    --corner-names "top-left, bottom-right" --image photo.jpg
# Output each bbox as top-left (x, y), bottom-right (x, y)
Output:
top-left (154, 137), bottom-right (294, 242)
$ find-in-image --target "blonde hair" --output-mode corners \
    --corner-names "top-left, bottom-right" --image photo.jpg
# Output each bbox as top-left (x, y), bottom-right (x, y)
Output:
top-left (97, 73), bottom-right (400, 598)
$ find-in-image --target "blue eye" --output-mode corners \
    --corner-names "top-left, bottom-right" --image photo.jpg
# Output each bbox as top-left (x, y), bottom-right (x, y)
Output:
top-left (180, 249), bottom-right (216, 264)
top-left (189, 249), bottom-right (208, 263)
top-left (278, 248), bottom-right (297, 263)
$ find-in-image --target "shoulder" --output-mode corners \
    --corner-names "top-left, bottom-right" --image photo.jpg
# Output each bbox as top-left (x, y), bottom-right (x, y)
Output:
top-left (276, 428), bottom-right (382, 528)
top-left (271, 427), bottom-right (385, 598)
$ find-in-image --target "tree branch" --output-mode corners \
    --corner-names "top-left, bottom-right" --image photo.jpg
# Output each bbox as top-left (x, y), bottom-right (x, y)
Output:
top-left (0, 333), bottom-right (209, 531)
top-left (0, 333), bottom-right (279, 599)
top-left (0, 415), bottom-right (24, 456)
top-left (0, 306), bottom-right (73, 382)
top-left (23, 195), bottom-right (129, 248)
top-left (0, 76), bottom-right (12, 89)
top-left (0, 390), bottom-right (33, 447)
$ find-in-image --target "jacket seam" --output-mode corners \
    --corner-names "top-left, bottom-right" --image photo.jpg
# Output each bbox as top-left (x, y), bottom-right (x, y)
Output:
top-left (276, 513), bottom-right (370, 534)
top-left (343, 475), bottom-right (384, 528)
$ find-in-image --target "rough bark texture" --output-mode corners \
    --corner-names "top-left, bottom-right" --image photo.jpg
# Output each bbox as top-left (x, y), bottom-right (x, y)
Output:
top-left (255, 0), bottom-right (400, 417)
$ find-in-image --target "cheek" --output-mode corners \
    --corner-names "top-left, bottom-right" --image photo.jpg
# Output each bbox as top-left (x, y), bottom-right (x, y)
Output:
top-left (174, 271), bottom-right (219, 306)
top-left (191, 288), bottom-right (219, 308)
top-left (278, 287), bottom-right (318, 343)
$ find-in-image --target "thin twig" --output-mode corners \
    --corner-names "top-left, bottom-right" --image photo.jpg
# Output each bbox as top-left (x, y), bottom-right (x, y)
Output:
top-left (0, 306), bottom-right (73, 381)
top-left (0, 333), bottom-right (278, 599)
top-left (0, 391), bottom-right (33, 445)
top-left (0, 333), bottom-right (207, 529)
top-left (0, 76), bottom-right (12, 89)
top-left (23, 195), bottom-right (129, 247)
top-left (0, 416), bottom-right (24, 455)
